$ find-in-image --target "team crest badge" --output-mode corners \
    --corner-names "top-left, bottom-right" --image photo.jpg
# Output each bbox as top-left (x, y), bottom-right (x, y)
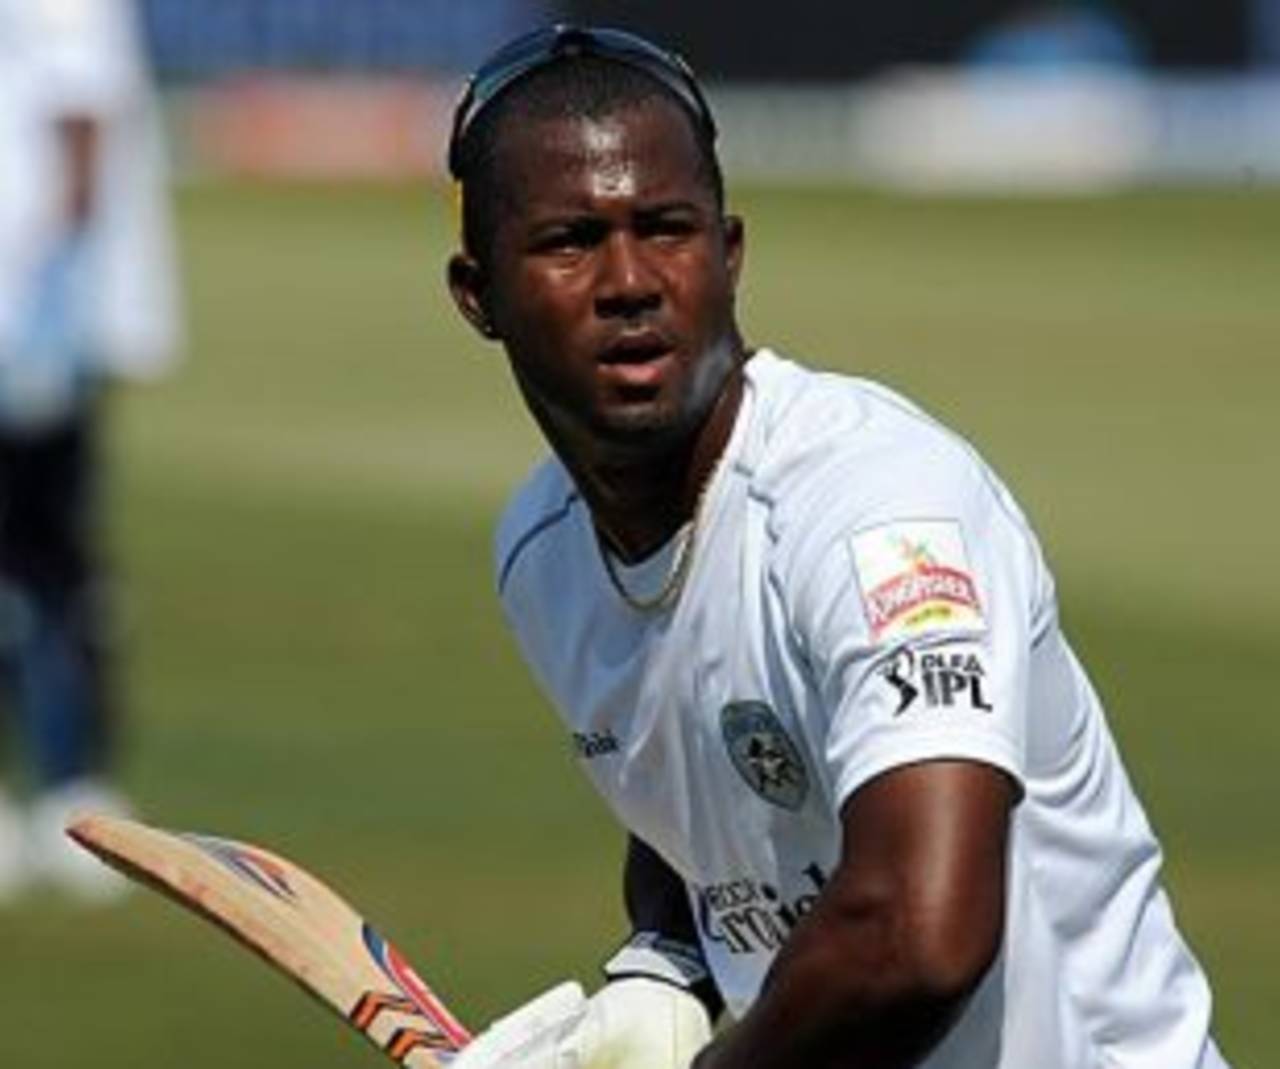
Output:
top-left (721, 701), bottom-right (809, 811)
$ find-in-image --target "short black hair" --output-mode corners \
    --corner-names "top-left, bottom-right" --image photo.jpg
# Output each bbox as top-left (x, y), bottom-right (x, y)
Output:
top-left (452, 54), bottom-right (725, 263)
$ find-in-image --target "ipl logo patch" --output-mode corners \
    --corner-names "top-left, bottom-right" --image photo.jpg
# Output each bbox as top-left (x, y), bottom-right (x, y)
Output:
top-left (721, 701), bottom-right (809, 811)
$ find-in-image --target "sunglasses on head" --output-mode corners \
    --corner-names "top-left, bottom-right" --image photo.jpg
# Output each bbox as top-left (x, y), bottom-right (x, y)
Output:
top-left (448, 24), bottom-right (717, 179)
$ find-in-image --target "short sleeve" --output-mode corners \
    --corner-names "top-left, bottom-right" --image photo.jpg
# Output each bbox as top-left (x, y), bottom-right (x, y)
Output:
top-left (27, 0), bottom-right (144, 115)
top-left (783, 444), bottom-right (1039, 809)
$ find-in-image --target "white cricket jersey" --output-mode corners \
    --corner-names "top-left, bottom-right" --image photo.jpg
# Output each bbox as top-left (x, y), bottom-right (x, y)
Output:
top-left (0, 0), bottom-right (181, 375)
top-left (495, 350), bottom-right (1228, 1069)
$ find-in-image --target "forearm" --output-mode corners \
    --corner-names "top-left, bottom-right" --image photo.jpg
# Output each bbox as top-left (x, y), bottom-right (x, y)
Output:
top-left (694, 764), bottom-right (1013, 1069)
top-left (693, 887), bottom-right (978, 1069)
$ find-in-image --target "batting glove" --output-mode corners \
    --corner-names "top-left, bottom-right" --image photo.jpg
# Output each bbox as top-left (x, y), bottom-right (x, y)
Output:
top-left (453, 976), bottom-right (711, 1069)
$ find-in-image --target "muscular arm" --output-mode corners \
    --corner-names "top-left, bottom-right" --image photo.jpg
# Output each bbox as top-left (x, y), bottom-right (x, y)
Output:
top-left (694, 760), bottom-right (1015, 1069)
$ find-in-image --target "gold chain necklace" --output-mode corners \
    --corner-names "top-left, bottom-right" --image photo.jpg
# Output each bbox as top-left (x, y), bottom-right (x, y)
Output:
top-left (597, 462), bottom-right (720, 614)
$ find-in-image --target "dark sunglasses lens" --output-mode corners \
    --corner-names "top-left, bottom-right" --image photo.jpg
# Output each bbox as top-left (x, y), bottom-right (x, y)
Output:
top-left (469, 29), bottom-right (559, 100)
top-left (587, 28), bottom-right (667, 59)
top-left (451, 26), bottom-right (712, 176)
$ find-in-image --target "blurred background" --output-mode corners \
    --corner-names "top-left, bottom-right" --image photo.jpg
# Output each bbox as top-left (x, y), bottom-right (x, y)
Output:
top-left (1, 1), bottom-right (1276, 1066)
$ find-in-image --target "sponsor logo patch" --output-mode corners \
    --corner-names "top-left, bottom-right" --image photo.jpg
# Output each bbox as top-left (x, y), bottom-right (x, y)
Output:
top-left (696, 864), bottom-right (827, 955)
top-left (879, 645), bottom-right (994, 716)
top-left (850, 520), bottom-right (985, 642)
top-left (721, 701), bottom-right (809, 811)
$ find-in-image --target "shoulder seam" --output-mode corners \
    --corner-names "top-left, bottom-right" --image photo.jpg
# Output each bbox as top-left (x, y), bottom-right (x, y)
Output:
top-left (497, 488), bottom-right (580, 597)
top-left (856, 385), bottom-right (1033, 540)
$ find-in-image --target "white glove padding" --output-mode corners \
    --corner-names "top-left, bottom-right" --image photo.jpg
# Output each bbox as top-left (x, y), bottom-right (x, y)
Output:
top-left (453, 977), bottom-right (712, 1069)
top-left (453, 981), bottom-right (588, 1067)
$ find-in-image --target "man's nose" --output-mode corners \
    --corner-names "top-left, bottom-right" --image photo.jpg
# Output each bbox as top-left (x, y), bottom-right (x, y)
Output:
top-left (595, 232), bottom-right (660, 318)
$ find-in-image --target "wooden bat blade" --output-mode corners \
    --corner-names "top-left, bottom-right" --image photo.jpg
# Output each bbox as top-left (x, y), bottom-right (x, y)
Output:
top-left (67, 813), bottom-right (470, 1067)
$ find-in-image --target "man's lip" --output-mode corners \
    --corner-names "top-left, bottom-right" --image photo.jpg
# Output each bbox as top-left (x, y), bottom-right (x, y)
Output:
top-left (599, 350), bottom-right (674, 390)
top-left (596, 330), bottom-right (676, 391)
top-left (598, 331), bottom-right (674, 365)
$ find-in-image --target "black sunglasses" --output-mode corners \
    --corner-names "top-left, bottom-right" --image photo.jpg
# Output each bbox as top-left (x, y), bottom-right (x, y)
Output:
top-left (448, 24), bottom-right (717, 179)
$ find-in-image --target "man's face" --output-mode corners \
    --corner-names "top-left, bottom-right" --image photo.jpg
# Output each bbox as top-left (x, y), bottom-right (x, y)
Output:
top-left (453, 99), bottom-right (744, 461)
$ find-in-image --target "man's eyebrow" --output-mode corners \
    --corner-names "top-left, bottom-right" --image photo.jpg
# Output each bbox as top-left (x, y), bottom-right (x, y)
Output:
top-left (634, 198), bottom-right (704, 218)
top-left (524, 210), bottom-right (605, 231)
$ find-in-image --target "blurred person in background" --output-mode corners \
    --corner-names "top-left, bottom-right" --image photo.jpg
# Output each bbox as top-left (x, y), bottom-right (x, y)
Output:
top-left (441, 24), bottom-right (1228, 1069)
top-left (0, 0), bottom-right (181, 903)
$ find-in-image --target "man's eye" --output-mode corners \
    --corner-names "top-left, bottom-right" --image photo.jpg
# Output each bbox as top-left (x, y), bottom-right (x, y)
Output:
top-left (642, 216), bottom-right (698, 240)
top-left (534, 224), bottom-right (601, 253)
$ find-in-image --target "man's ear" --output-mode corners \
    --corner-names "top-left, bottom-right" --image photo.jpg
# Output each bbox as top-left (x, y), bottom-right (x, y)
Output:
top-left (447, 252), bottom-right (500, 340)
top-left (722, 214), bottom-right (745, 288)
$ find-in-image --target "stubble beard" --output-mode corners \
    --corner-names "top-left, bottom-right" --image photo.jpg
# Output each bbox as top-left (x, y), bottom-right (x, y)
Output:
top-left (592, 338), bottom-right (737, 461)
top-left (514, 330), bottom-right (741, 473)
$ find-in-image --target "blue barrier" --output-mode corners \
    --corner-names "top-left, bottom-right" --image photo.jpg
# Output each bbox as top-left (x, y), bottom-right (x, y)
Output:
top-left (139, 0), bottom-right (555, 78)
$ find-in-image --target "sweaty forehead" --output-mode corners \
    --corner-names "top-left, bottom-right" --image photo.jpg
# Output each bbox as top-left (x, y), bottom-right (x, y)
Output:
top-left (493, 102), bottom-right (711, 213)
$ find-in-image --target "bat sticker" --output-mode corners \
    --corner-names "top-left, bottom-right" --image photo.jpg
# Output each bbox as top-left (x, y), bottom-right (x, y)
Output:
top-left (362, 923), bottom-right (471, 1051)
top-left (68, 814), bottom-right (471, 1068)
top-left (187, 835), bottom-right (298, 902)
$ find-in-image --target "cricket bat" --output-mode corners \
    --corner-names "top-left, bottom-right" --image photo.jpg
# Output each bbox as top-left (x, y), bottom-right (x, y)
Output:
top-left (66, 813), bottom-right (471, 1067)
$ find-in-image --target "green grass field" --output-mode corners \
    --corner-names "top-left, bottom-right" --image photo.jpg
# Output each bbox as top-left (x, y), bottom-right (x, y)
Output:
top-left (2, 183), bottom-right (1276, 1067)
